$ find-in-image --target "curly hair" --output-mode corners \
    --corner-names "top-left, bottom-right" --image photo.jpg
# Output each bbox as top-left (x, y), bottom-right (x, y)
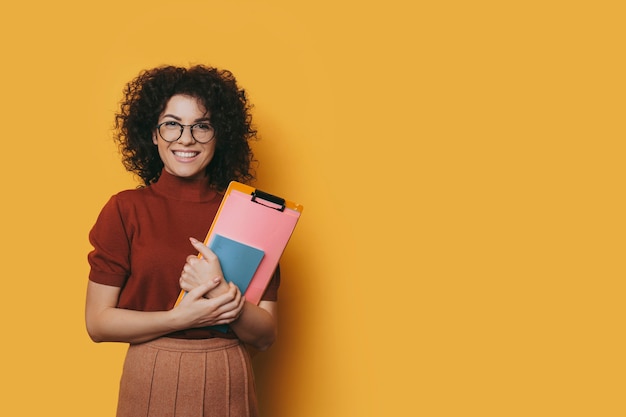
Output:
top-left (114, 65), bottom-right (257, 189)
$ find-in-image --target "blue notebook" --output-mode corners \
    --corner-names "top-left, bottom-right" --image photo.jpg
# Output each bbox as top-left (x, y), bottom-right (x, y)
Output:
top-left (209, 234), bottom-right (265, 292)
top-left (208, 234), bottom-right (265, 332)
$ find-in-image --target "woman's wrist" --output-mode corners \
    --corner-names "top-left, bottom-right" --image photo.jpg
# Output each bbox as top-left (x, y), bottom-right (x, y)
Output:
top-left (167, 306), bottom-right (186, 332)
top-left (206, 277), bottom-right (229, 298)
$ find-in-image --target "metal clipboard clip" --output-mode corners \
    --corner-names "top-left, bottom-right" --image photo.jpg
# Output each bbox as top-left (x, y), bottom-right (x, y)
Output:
top-left (250, 189), bottom-right (286, 212)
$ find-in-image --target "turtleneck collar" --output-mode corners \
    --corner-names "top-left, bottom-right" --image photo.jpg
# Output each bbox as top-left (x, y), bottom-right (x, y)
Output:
top-left (151, 169), bottom-right (221, 203)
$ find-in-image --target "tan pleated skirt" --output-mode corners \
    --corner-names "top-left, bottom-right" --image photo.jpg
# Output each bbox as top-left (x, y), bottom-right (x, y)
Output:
top-left (116, 337), bottom-right (258, 417)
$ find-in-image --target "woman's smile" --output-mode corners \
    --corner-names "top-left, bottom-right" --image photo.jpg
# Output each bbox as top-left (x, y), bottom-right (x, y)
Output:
top-left (152, 94), bottom-right (217, 179)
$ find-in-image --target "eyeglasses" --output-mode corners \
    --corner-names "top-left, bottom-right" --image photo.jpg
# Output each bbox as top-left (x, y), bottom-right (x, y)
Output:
top-left (156, 121), bottom-right (216, 144)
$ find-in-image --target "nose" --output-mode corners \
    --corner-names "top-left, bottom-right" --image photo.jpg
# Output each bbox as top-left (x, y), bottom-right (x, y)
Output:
top-left (177, 126), bottom-right (195, 145)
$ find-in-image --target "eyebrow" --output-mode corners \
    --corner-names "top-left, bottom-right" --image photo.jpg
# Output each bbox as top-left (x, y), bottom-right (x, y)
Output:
top-left (161, 114), bottom-right (211, 123)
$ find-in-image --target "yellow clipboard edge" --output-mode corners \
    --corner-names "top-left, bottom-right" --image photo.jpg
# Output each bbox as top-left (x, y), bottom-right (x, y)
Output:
top-left (229, 181), bottom-right (304, 214)
top-left (174, 181), bottom-right (303, 307)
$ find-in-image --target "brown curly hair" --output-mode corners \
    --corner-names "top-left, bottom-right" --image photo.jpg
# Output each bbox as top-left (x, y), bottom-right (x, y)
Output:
top-left (114, 65), bottom-right (257, 189)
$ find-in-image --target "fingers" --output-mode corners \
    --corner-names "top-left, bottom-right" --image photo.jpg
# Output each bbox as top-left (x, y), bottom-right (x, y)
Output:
top-left (209, 282), bottom-right (237, 303)
top-left (214, 295), bottom-right (246, 323)
top-left (183, 281), bottom-right (216, 302)
top-left (180, 241), bottom-right (223, 290)
top-left (178, 282), bottom-right (245, 327)
top-left (180, 274), bottom-right (221, 293)
top-left (185, 280), bottom-right (236, 304)
top-left (230, 291), bottom-right (246, 320)
top-left (210, 284), bottom-right (244, 314)
top-left (189, 237), bottom-right (218, 261)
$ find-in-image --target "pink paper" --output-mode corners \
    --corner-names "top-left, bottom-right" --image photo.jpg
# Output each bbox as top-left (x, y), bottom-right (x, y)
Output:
top-left (210, 190), bottom-right (301, 304)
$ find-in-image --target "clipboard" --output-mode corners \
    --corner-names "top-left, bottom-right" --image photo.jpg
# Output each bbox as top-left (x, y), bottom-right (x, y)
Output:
top-left (175, 181), bottom-right (303, 306)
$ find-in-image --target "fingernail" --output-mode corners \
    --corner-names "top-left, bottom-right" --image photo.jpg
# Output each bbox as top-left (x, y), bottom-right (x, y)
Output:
top-left (190, 237), bottom-right (199, 244)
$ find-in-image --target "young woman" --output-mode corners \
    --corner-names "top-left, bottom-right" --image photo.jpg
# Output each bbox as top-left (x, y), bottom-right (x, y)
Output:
top-left (86, 65), bottom-right (279, 417)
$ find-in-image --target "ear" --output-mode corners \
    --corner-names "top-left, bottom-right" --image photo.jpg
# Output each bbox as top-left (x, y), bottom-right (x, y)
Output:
top-left (152, 132), bottom-right (158, 145)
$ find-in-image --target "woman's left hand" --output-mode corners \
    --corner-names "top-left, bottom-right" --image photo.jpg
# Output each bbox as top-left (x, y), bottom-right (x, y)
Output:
top-left (180, 237), bottom-right (230, 297)
top-left (179, 237), bottom-right (277, 351)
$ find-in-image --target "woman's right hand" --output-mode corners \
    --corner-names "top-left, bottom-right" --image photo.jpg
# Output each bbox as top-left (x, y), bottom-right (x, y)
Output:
top-left (86, 279), bottom-right (243, 345)
top-left (179, 237), bottom-right (231, 298)
top-left (174, 280), bottom-right (245, 329)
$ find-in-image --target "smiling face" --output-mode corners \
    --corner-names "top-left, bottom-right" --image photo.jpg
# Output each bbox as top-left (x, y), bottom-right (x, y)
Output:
top-left (152, 94), bottom-right (216, 180)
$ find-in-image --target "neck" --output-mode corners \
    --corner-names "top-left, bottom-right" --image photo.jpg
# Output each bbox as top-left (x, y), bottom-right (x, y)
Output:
top-left (151, 169), bottom-right (220, 203)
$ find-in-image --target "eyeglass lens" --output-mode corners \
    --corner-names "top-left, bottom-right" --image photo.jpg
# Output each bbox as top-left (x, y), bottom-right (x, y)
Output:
top-left (158, 122), bottom-right (215, 143)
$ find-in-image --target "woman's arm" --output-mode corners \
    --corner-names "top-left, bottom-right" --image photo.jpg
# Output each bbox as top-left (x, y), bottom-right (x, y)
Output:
top-left (85, 278), bottom-right (244, 344)
top-left (229, 300), bottom-right (277, 351)
top-left (180, 238), bottom-right (279, 351)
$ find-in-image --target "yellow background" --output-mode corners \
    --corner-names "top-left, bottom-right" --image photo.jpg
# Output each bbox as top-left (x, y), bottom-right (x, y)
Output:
top-left (1, 1), bottom-right (624, 416)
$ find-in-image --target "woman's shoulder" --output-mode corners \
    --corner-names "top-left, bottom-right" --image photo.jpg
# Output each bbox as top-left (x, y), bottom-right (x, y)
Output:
top-left (113, 185), bottom-right (152, 199)
top-left (101, 185), bottom-right (157, 210)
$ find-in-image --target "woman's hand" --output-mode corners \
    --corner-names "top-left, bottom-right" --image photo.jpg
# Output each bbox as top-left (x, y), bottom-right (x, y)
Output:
top-left (175, 280), bottom-right (245, 329)
top-left (176, 237), bottom-right (277, 351)
top-left (180, 237), bottom-right (230, 297)
top-left (85, 276), bottom-right (244, 345)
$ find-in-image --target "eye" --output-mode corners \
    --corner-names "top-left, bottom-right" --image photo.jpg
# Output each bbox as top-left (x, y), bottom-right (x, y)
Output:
top-left (162, 121), bottom-right (180, 129)
top-left (193, 123), bottom-right (213, 131)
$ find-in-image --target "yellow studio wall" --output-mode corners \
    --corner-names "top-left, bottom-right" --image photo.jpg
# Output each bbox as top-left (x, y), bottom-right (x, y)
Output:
top-left (1, 1), bottom-right (625, 416)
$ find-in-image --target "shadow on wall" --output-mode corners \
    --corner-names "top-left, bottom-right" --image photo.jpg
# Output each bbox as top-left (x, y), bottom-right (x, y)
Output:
top-left (252, 248), bottom-right (314, 416)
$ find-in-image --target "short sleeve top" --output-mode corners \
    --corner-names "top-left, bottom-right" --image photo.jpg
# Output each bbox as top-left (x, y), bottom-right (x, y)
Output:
top-left (88, 170), bottom-right (280, 339)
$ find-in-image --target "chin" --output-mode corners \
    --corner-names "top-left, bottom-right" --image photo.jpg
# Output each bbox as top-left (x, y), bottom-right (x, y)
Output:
top-left (167, 167), bottom-right (206, 179)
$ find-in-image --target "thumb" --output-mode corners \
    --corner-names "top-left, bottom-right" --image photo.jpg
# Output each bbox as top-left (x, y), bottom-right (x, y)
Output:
top-left (186, 281), bottom-right (215, 300)
top-left (189, 237), bottom-right (217, 260)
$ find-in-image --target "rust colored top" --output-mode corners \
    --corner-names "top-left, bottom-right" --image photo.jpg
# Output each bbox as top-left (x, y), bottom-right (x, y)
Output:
top-left (88, 169), bottom-right (279, 339)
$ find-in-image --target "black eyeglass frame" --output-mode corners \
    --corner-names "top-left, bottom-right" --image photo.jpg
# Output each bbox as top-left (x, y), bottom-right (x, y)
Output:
top-left (156, 121), bottom-right (216, 144)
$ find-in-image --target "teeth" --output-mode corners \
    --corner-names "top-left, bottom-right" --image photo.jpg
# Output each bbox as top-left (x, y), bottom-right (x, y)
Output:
top-left (174, 151), bottom-right (198, 158)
